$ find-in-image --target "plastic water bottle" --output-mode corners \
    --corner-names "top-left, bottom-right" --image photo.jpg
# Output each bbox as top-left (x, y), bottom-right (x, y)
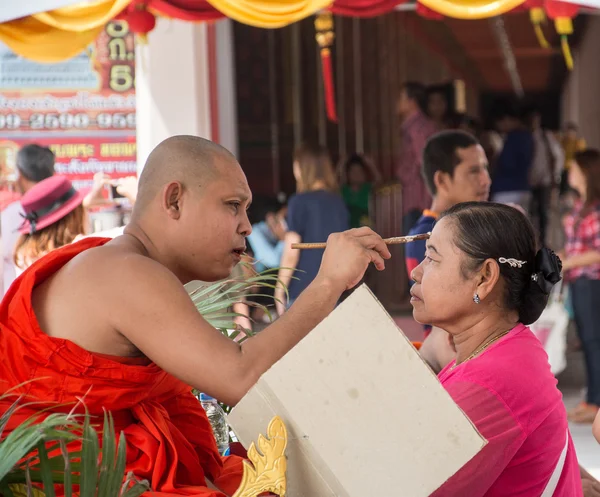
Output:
top-left (199, 393), bottom-right (231, 456)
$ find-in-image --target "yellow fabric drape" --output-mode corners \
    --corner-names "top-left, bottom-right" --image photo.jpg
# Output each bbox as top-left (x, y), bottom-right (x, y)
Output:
top-left (0, 0), bottom-right (131, 63)
top-left (418, 0), bottom-right (525, 19)
top-left (205, 0), bottom-right (333, 28)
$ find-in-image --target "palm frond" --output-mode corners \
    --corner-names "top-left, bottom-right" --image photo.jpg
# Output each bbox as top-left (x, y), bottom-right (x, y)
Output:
top-left (190, 264), bottom-right (289, 340)
top-left (0, 400), bottom-right (149, 497)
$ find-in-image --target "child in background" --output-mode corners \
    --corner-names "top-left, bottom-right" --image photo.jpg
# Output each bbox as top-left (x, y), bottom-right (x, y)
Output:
top-left (246, 196), bottom-right (287, 322)
top-left (246, 196), bottom-right (287, 273)
top-left (338, 154), bottom-right (381, 229)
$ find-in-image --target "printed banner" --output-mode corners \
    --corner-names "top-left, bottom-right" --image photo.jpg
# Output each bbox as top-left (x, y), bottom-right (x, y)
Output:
top-left (0, 20), bottom-right (136, 191)
top-left (0, 136), bottom-right (136, 192)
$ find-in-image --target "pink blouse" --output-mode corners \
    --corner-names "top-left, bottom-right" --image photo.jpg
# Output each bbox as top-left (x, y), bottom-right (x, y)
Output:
top-left (434, 324), bottom-right (583, 496)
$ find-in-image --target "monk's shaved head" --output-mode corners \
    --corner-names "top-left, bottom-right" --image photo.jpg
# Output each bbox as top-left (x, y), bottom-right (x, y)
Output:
top-left (134, 135), bottom-right (237, 211)
top-left (125, 134), bottom-right (252, 283)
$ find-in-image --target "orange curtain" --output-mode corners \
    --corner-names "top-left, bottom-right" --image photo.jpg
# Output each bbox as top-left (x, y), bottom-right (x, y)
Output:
top-left (0, 0), bottom-right (130, 63)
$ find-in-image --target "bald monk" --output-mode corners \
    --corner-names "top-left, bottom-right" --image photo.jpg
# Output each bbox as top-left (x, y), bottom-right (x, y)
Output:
top-left (0, 136), bottom-right (390, 497)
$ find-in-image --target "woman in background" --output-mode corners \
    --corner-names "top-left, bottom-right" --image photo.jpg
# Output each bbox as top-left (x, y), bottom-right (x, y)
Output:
top-left (561, 149), bottom-right (600, 424)
top-left (338, 154), bottom-right (381, 229)
top-left (14, 176), bottom-right (88, 274)
top-left (275, 145), bottom-right (349, 314)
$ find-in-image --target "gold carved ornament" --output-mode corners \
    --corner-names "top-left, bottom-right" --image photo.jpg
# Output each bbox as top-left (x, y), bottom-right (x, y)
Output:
top-left (233, 416), bottom-right (288, 497)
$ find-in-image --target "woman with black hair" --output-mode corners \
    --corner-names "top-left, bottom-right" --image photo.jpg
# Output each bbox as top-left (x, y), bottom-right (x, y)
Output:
top-left (411, 202), bottom-right (582, 496)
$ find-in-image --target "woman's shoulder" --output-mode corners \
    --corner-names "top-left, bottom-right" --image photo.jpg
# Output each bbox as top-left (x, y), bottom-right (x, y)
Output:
top-left (444, 326), bottom-right (563, 429)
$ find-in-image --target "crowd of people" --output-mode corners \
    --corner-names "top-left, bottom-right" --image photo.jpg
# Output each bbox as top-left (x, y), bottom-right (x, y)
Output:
top-left (0, 81), bottom-right (598, 495)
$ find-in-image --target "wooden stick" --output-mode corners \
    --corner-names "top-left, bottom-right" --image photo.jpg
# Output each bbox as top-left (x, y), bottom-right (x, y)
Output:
top-left (291, 232), bottom-right (431, 250)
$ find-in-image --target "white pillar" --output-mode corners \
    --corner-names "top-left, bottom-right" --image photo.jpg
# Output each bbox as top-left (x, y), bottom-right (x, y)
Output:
top-left (135, 18), bottom-right (212, 174)
top-left (215, 19), bottom-right (239, 159)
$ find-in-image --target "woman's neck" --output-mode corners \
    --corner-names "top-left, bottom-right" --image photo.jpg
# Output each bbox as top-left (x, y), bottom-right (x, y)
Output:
top-left (451, 312), bottom-right (519, 365)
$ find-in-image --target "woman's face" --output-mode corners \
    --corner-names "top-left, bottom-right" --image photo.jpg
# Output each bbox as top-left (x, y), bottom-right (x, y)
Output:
top-left (410, 218), bottom-right (478, 332)
top-left (348, 162), bottom-right (367, 186)
top-left (428, 92), bottom-right (447, 121)
top-left (568, 161), bottom-right (586, 197)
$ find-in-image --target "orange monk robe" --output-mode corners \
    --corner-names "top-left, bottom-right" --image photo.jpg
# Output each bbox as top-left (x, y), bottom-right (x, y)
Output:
top-left (0, 238), bottom-right (243, 497)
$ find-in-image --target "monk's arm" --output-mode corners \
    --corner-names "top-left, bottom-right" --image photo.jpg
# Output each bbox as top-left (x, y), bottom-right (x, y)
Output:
top-left (110, 255), bottom-right (342, 407)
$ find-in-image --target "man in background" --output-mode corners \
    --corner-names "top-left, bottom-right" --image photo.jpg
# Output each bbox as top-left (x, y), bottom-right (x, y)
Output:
top-left (396, 81), bottom-right (438, 234)
top-left (405, 130), bottom-right (491, 369)
top-left (490, 105), bottom-right (534, 213)
top-left (526, 107), bottom-right (564, 247)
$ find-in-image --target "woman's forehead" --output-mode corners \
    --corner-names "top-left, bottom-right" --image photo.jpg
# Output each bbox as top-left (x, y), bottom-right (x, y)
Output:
top-left (430, 217), bottom-right (451, 242)
top-left (429, 218), bottom-right (462, 255)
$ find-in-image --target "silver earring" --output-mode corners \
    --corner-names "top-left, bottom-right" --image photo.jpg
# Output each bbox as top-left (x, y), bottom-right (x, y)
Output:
top-left (473, 293), bottom-right (481, 304)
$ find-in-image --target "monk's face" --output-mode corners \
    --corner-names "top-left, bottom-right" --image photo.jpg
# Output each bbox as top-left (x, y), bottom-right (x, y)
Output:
top-left (176, 159), bottom-right (252, 282)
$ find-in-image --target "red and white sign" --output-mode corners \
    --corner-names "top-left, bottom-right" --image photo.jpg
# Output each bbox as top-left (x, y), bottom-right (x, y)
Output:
top-left (0, 20), bottom-right (136, 196)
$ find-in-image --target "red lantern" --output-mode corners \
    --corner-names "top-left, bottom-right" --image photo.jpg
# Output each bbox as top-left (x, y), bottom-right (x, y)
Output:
top-left (545, 0), bottom-right (579, 25)
top-left (125, 2), bottom-right (156, 42)
top-left (416, 2), bottom-right (444, 20)
top-left (315, 12), bottom-right (338, 123)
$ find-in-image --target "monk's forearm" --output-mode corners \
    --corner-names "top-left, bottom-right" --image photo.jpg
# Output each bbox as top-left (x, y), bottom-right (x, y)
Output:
top-left (232, 276), bottom-right (340, 404)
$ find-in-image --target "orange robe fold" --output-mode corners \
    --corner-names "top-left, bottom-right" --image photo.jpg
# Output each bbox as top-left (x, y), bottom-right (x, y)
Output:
top-left (0, 238), bottom-right (243, 497)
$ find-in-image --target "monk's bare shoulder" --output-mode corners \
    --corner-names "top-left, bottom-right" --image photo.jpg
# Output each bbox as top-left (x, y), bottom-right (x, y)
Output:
top-left (61, 236), bottom-right (171, 282)
top-left (33, 236), bottom-right (190, 357)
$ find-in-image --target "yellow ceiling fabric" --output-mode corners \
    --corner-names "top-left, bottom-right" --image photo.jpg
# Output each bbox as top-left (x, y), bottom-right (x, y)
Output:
top-left (418, 0), bottom-right (525, 19)
top-left (205, 0), bottom-right (333, 28)
top-left (0, 0), bottom-right (131, 63)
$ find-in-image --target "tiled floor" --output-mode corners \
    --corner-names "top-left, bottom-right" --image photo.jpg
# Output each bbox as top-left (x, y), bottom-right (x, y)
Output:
top-left (571, 419), bottom-right (600, 478)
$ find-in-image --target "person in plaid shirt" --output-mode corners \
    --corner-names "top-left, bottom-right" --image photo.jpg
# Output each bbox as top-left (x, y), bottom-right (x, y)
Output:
top-left (562, 149), bottom-right (600, 424)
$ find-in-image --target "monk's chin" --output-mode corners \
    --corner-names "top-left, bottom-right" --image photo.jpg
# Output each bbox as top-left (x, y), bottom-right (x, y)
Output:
top-left (190, 265), bottom-right (233, 283)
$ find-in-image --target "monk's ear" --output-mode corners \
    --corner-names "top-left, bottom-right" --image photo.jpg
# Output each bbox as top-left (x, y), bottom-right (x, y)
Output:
top-left (163, 181), bottom-right (183, 220)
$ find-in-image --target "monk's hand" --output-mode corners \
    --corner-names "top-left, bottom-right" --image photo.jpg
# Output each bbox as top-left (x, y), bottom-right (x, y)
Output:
top-left (316, 227), bottom-right (391, 292)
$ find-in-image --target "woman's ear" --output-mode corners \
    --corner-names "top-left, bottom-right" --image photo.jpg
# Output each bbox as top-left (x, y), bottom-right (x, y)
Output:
top-left (475, 259), bottom-right (501, 302)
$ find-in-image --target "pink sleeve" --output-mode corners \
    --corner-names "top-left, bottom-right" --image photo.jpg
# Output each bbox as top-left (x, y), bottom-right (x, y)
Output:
top-left (410, 126), bottom-right (429, 165)
top-left (431, 379), bottom-right (525, 497)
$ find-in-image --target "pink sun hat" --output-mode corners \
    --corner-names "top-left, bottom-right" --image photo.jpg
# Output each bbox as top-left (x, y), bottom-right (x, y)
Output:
top-left (19, 176), bottom-right (89, 235)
